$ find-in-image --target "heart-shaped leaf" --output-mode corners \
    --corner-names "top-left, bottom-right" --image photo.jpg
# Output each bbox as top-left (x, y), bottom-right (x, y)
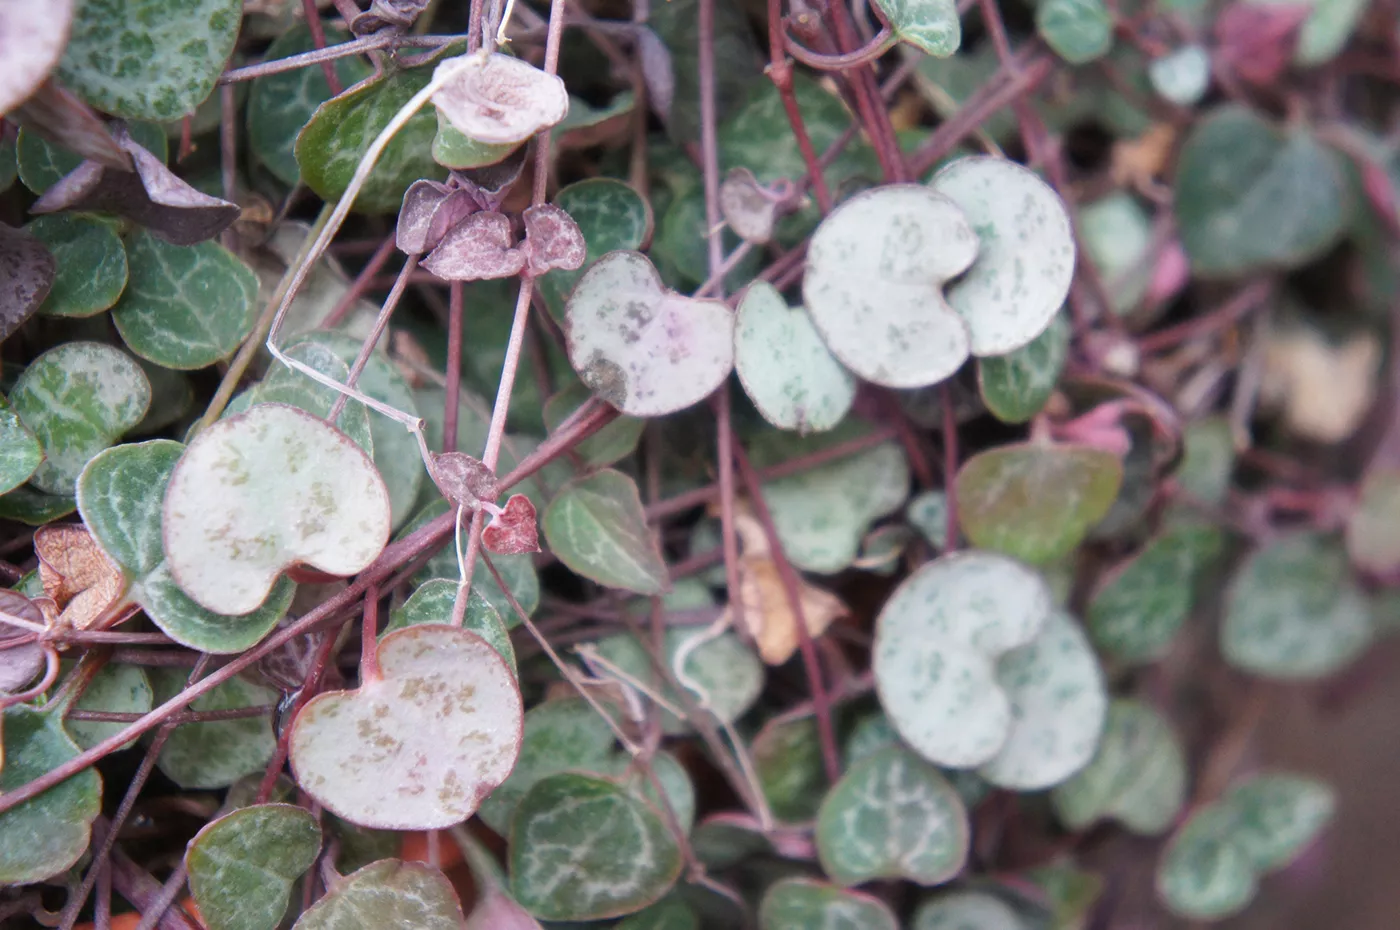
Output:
top-left (1087, 522), bottom-right (1225, 662)
top-left (816, 745), bottom-right (969, 886)
top-left (913, 890), bottom-right (1026, 930)
top-left (25, 214), bottom-right (127, 319)
top-left (476, 697), bottom-right (617, 834)
top-left (735, 281), bottom-right (857, 434)
top-left (148, 668), bottom-right (278, 788)
top-left (874, 551), bottom-right (1053, 768)
top-left (956, 442), bottom-right (1123, 564)
top-left (930, 157), bottom-right (1076, 356)
top-left (509, 772), bottom-right (682, 921)
top-left (403, 500), bottom-right (541, 619)
top-left (56, 0), bottom-right (239, 120)
top-left (0, 0), bottom-right (74, 114)
top-left (873, 0), bottom-right (961, 56)
top-left (565, 250), bottom-right (734, 417)
top-left (0, 221), bottom-right (56, 341)
top-left (396, 179), bottom-right (479, 255)
top-left (422, 211), bottom-right (525, 280)
top-left (0, 398), bottom-right (44, 496)
top-left (0, 591), bottom-right (46, 693)
top-left (977, 312), bottom-right (1070, 424)
top-left (543, 469), bottom-right (669, 595)
top-left (538, 179), bottom-right (653, 322)
top-left (542, 382), bottom-right (645, 467)
top-left (430, 451), bottom-right (499, 505)
top-left (1037, 0), bottom-right (1114, 64)
top-left (484, 494), bottom-right (541, 554)
top-left (293, 859), bottom-right (467, 929)
top-left (78, 440), bottom-right (297, 652)
top-left (296, 65), bottom-right (442, 214)
top-left (1174, 106), bottom-right (1347, 277)
top-left (1051, 699), bottom-right (1186, 835)
top-left (803, 184), bottom-right (978, 388)
top-left (1347, 466), bottom-right (1400, 576)
top-left (1157, 773), bottom-right (1334, 919)
top-left (110, 230), bottom-right (258, 369)
top-left (186, 804), bottom-right (322, 930)
top-left (432, 52), bottom-right (569, 145)
top-left (522, 204), bottom-right (586, 276)
top-left (385, 578), bottom-right (515, 671)
top-left (1221, 533), bottom-right (1373, 679)
top-left (164, 403), bottom-right (390, 615)
top-left (10, 341), bottom-right (151, 496)
top-left (720, 168), bottom-right (783, 244)
top-left (759, 879), bottom-right (899, 930)
top-left (290, 623), bottom-right (523, 829)
top-left (0, 705), bottom-right (102, 884)
top-left (247, 23), bottom-right (373, 186)
top-left (64, 661), bottom-right (153, 751)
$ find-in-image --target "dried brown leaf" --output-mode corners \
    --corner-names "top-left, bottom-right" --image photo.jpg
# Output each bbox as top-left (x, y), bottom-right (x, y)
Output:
top-left (34, 523), bottom-right (129, 633)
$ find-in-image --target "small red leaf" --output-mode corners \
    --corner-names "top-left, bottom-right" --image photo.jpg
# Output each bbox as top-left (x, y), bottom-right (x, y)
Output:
top-left (522, 203), bottom-right (585, 276)
top-left (431, 451), bottom-right (500, 505)
top-left (420, 211), bottom-right (525, 281)
top-left (1214, 3), bottom-right (1310, 86)
top-left (483, 494), bottom-right (540, 554)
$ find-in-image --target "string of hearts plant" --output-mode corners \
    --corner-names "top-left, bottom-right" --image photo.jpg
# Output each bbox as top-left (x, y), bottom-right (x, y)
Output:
top-left (3, 0), bottom-right (1400, 927)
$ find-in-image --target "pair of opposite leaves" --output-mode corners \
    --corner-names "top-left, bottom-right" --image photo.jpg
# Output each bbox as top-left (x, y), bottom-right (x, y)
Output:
top-left (562, 157), bottom-right (1075, 421)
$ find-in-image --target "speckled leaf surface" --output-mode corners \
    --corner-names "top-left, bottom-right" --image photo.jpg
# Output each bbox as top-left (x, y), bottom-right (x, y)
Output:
top-left (874, 551), bottom-right (1053, 768)
top-left (735, 281), bottom-right (857, 433)
top-left (10, 341), bottom-right (150, 496)
top-left (111, 230), bottom-right (258, 370)
top-left (65, 662), bottom-right (152, 751)
top-left (542, 382), bottom-right (646, 467)
top-left (0, 222), bottom-right (55, 341)
top-left (0, 398), bottom-right (43, 495)
top-left (386, 578), bottom-right (515, 671)
top-left (57, 0), bottom-right (241, 120)
top-left (1221, 533), bottom-right (1373, 679)
top-left (163, 404), bottom-right (390, 615)
top-left (543, 468), bottom-right (669, 595)
top-left (26, 214), bottom-right (128, 318)
top-left (816, 745), bottom-right (969, 886)
top-left (431, 52), bottom-right (569, 145)
top-left (0, 705), bottom-right (102, 884)
top-left (293, 859), bottom-right (467, 930)
top-left (606, 750), bottom-right (697, 835)
top-left (186, 804), bottom-right (322, 930)
top-left (290, 624), bottom-right (523, 829)
top-left (956, 442), bottom-right (1123, 564)
top-left (759, 879), bottom-right (899, 930)
top-left (539, 179), bottom-right (653, 322)
top-left (149, 668), bottom-right (278, 788)
top-left (803, 184), bottom-right (977, 388)
top-left (1052, 699), bottom-right (1186, 835)
top-left (930, 157), bottom-right (1076, 357)
top-left (977, 313), bottom-right (1070, 424)
top-left (912, 890), bottom-right (1026, 930)
top-left (565, 251), bottom-right (734, 417)
top-left (874, 0), bottom-right (961, 55)
top-left (231, 341), bottom-right (374, 454)
top-left (1037, 0), bottom-right (1114, 64)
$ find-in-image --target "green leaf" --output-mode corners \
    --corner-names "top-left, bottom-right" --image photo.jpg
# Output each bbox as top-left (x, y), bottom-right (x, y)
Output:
top-left (289, 624), bottom-right (523, 830)
top-left (873, 551), bottom-right (1053, 769)
top-left (10, 341), bottom-right (151, 496)
top-left (477, 697), bottom-right (617, 834)
top-left (293, 859), bottom-right (467, 929)
top-left (1221, 533), bottom-right (1373, 679)
top-left (296, 64), bottom-right (443, 214)
top-left (650, 0), bottom-right (761, 145)
top-left (234, 341), bottom-right (374, 454)
top-left (386, 578), bottom-right (515, 671)
top-left (1051, 699), bottom-right (1186, 835)
top-left (539, 179), bottom-right (653, 323)
top-left (186, 804), bottom-right (323, 930)
top-left (111, 230), bottom-right (259, 370)
top-left (1037, 0), bottom-right (1114, 64)
top-left (912, 890), bottom-right (1027, 929)
top-left (0, 705), bottom-right (102, 884)
top-left (150, 668), bottom-right (278, 789)
top-left (906, 490), bottom-right (950, 550)
top-left (956, 442), bottom-right (1123, 564)
top-left (58, 0), bottom-right (241, 121)
top-left (65, 662), bottom-right (153, 751)
top-left (748, 423), bottom-right (910, 573)
top-left (1295, 0), bottom-right (1369, 65)
top-left (247, 23), bottom-right (373, 186)
top-left (0, 397), bottom-right (43, 495)
top-left (754, 716), bottom-right (826, 821)
top-left (1347, 466), bottom-right (1400, 576)
top-left (542, 382), bottom-right (645, 468)
top-left (26, 214), bottom-right (128, 318)
top-left (543, 468), bottom-right (669, 595)
top-left (874, 0), bottom-right (960, 55)
top-left (0, 485), bottom-right (78, 525)
top-left (816, 745), bottom-right (969, 886)
top-left (1077, 193), bottom-right (1152, 315)
top-left (976, 313), bottom-right (1070, 424)
top-left (403, 499), bottom-right (541, 619)
top-left (1086, 522), bottom-right (1225, 662)
top-left (617, 898), bottom-right (700, 930)
top-left (1174, 416), bottom-right (1236, 508)
top-left (735, 281), bottom-right (857, 433)
top-left (758, 879), bottom-right (899, 930)
top-left (605, 750), bottom-right (698, 835)
top-left (16, 122), bottom-right (168, 195)
top-left (431, 112), bottom-right (519, 169)
top-left (1174, 106), bottom-right (1348, 278)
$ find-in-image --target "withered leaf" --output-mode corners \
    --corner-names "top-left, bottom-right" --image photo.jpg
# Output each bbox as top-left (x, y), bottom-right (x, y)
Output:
top-left (483, 494), bottom-right (541, 555)
top-left (420, 211), bottom-right (525, 281)
top-left (431, 451), bottom-right (500, 505)
top-left (0, 222), bottom-right (56, 341)
top-left (522, 204), bottom-right (585, 276)
top-left (34, 523), bottom-right (129, 633)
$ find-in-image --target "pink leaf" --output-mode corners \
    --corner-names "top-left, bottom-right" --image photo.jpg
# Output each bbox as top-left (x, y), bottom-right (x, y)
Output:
top-left (483, 494), bottom-right (541, 554)
top-left (0, 590), bottom-right (47, 694)
top-left (1214, 3), bottom-right (1311, 86)
top-left (420, 211), bottom-right (525, 281)
top-left (0, 222), bottom-right (56, 340)
top-left (431, 451), bottom-right (500, 505)
top-left (396, 179), bottom-right (479, 255)
top-left (1148, 239), bottom-right (1190, 304)
top-left (522, 204), bottom-right (585, 276)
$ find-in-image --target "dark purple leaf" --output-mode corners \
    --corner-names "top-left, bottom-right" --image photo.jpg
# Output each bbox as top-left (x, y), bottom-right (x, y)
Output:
top-left (351, 0), bottom-right (430, 36)
top-left (0, 0), bottom-right (75, 117)
top-left (431, 451), bottom-right (500, 505)
top-left (483, 494), bottom-right (541, 554)
top-left (0, 590), bottom-right (46, 694)
top-left (0, 222), bottom-right (56, 341)
top-left (453, 145), bottom-right (529, 212)
top-left (10, 81), bottom-right (128, 169)
top-left (396, 179), bottom-right (479, 255)
top-left (420, 211), bottom-right (525, 281)
top-left (522, 204), bottom-right (585, 276)
top-left (31, 125), bottom-right (240, 246)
